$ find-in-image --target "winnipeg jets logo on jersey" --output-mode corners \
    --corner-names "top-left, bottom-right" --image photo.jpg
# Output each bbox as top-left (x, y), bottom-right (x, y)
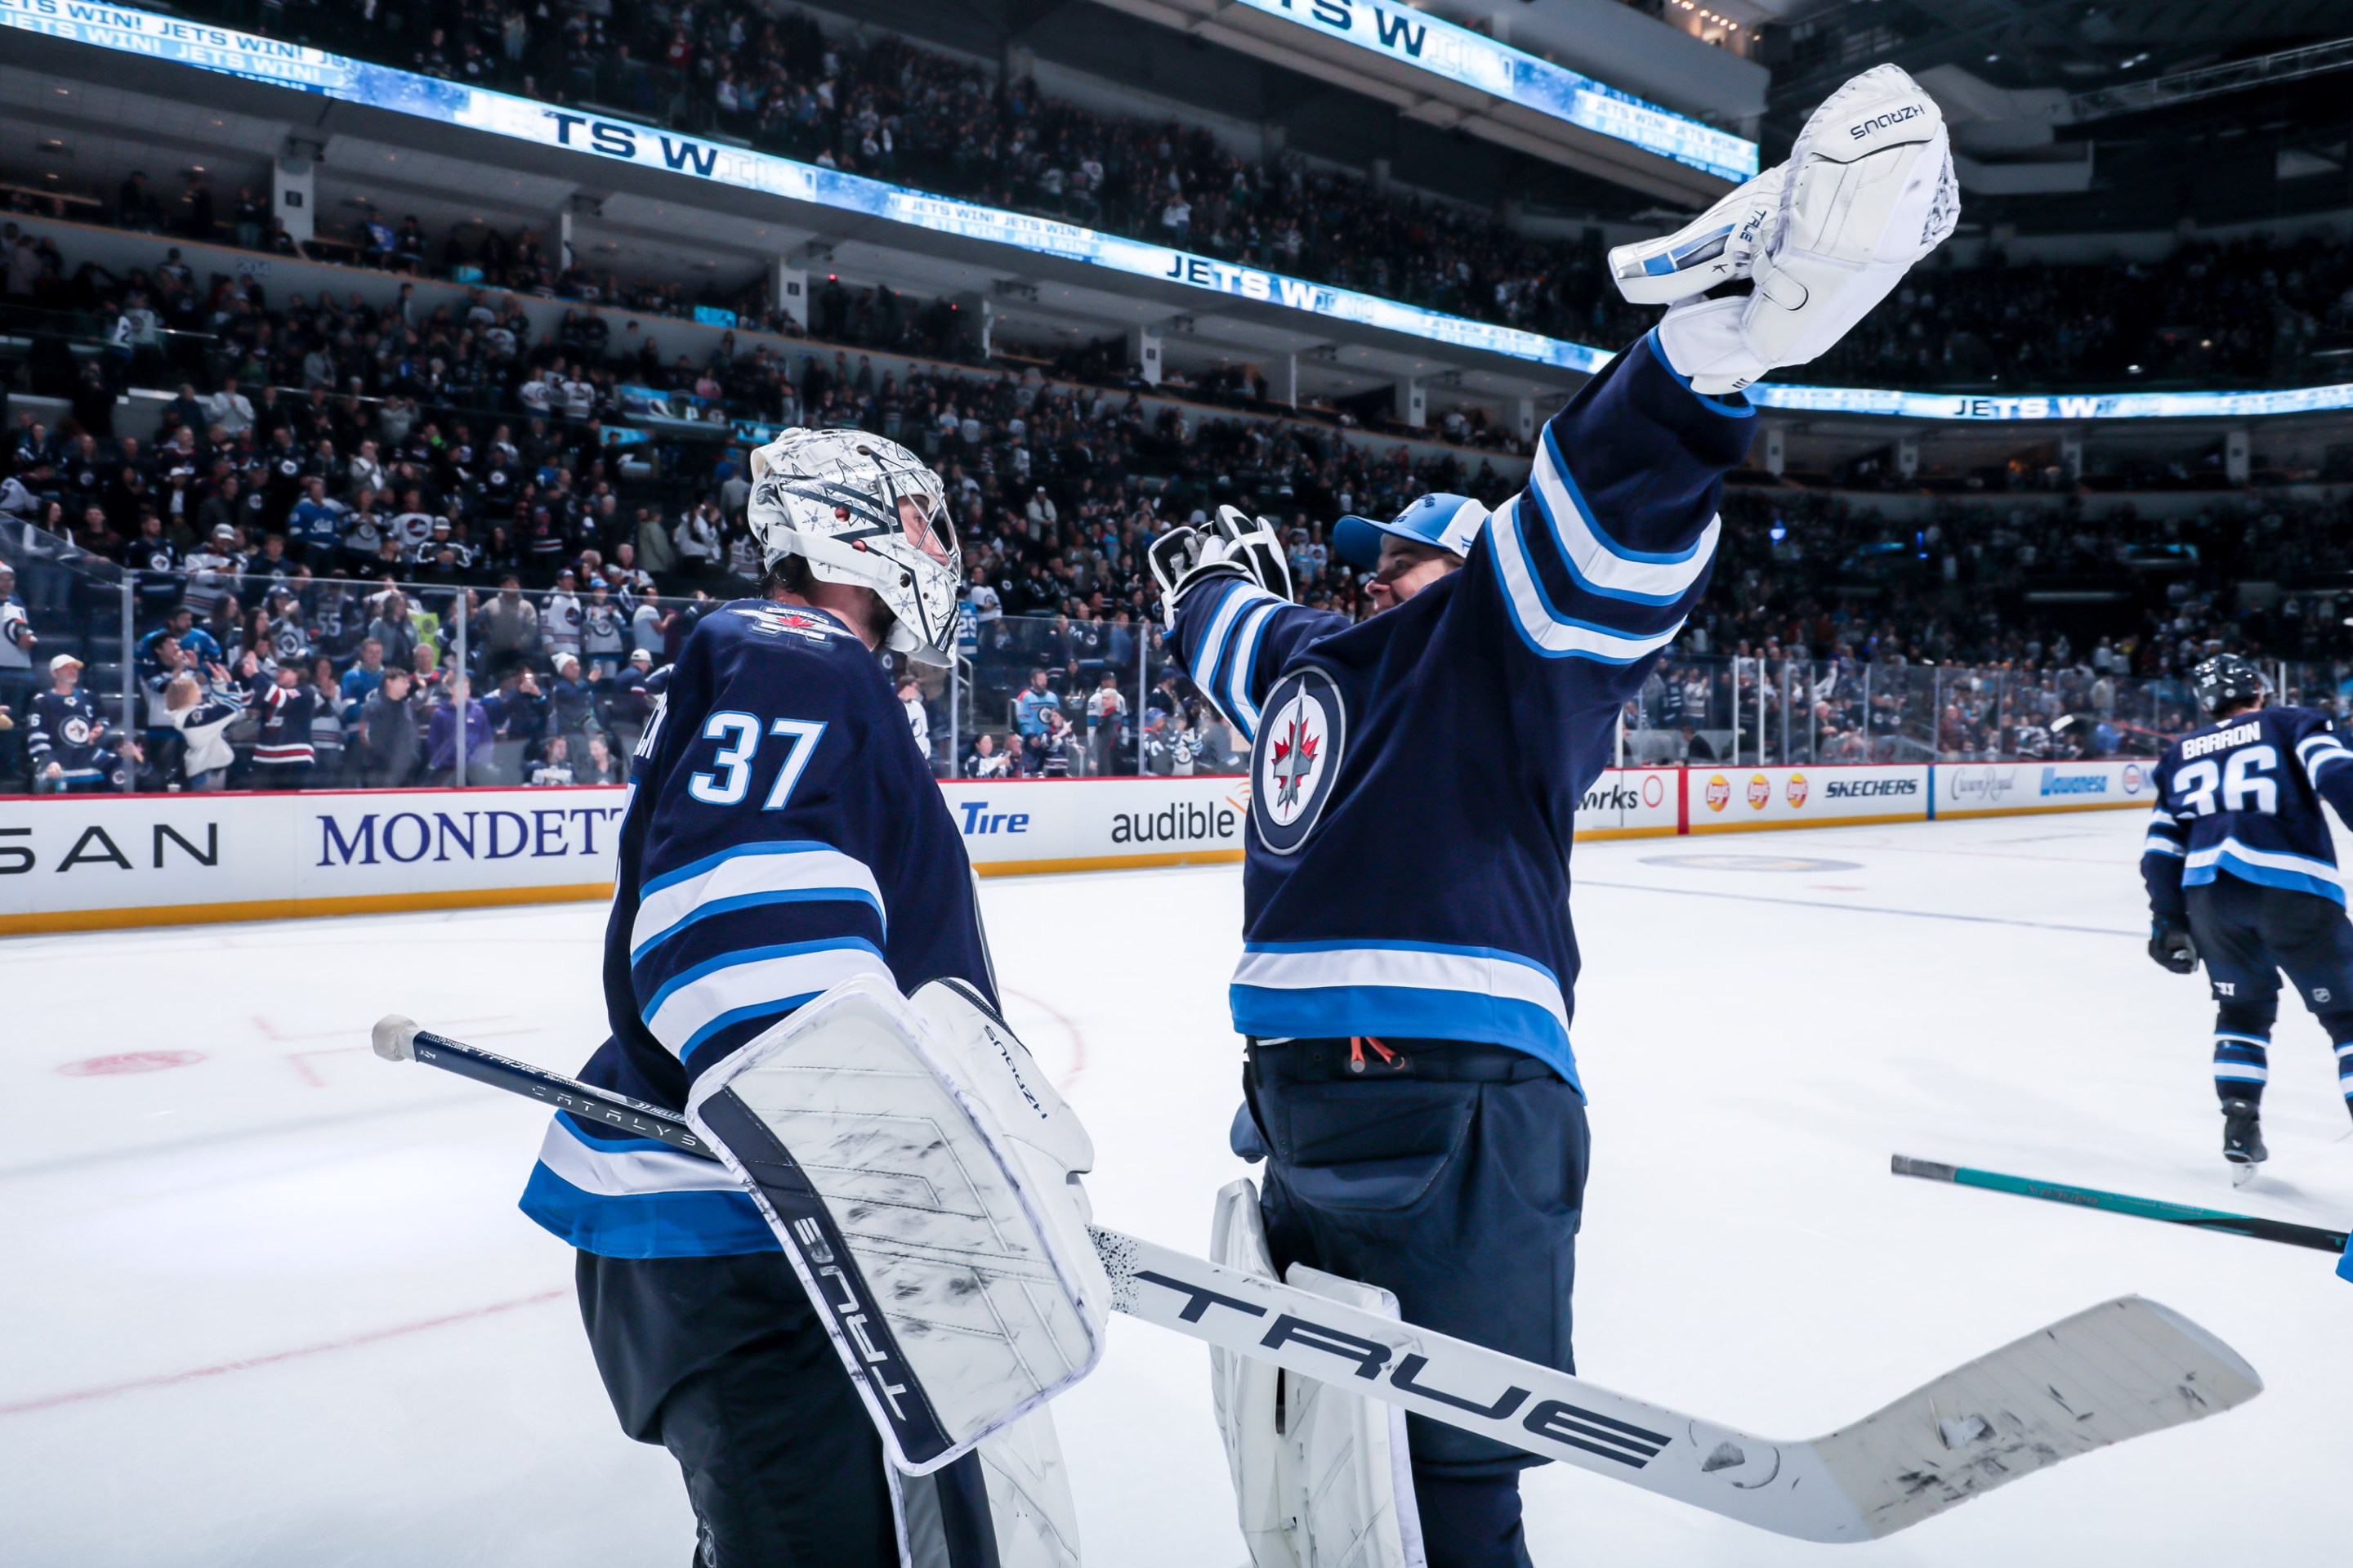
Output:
top-left (1270, 720), bottom-right (1319, 812)
top-left (730, 605), bottom-right (848, 643)
top-left (1252, 667), bottom-right (1344, 856)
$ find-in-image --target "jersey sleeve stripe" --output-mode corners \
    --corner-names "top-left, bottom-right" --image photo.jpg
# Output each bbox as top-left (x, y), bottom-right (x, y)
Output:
top-left (1529, 423), bottom-right (1721, 601)
top-left (631, 841), bottom-right (886, 960)
top-left (642, 937), bottom-right (893, 1064)
top-left (2295, 735), bottom-right (2353, 781)
top-left (1486, 498), bottom-right (1690, 664)
top-left (1190, 580), bottom-right (1275, 702)
top-left (2142, 836), bottom-right (2187, 857)
top-left (1222, 600), bottom-right (1285, 741)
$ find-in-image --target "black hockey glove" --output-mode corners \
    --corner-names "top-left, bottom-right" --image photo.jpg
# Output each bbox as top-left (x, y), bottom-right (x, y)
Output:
top-left (1150, 507), bottom-right (1293, 631)
top-left (2147, 915), bottom-right (2198, 976)
top-left (1204, 505), bottom-right (1294, 603)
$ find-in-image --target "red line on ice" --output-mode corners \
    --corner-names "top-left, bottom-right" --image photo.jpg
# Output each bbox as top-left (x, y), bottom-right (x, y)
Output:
top-left (1006, 986), bottom-right (1088, 1092)
top-left (0, 1289), bottom-right (567, 1417)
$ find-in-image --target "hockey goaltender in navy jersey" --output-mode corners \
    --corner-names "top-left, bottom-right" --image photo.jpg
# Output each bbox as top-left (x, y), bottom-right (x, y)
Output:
top-left (1172, 332), bottom-right (1752, 1088)
top-left (520, 599), bottom-right (995, 1258)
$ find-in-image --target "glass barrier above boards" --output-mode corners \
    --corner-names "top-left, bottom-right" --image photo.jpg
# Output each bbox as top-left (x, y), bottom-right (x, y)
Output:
top-left (4, 543), bottom-right (2337, 796)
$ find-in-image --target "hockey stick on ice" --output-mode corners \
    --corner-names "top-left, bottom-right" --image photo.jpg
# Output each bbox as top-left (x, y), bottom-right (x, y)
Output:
top-left (374, 1016), bottom-right (2262, 1543)
top-left (1895, 1155), bottom-right (2353, 1257)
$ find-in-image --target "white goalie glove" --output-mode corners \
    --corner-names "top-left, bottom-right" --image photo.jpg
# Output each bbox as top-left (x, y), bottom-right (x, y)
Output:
top-left (1609, 65), bottom-right (1960, 394)
top-left (1149, 503), bottom-right (1293, 630)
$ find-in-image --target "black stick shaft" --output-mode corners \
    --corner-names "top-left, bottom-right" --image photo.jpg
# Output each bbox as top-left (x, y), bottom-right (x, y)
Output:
top-left (1893, 1154), bottom-right (2349, 1254)
top-left (397, 1025), bottom-right (722, 1160)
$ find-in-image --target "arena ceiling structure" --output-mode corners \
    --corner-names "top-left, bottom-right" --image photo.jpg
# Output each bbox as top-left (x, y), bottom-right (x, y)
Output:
top-left (1750, 0), bottom-right (2353, 229)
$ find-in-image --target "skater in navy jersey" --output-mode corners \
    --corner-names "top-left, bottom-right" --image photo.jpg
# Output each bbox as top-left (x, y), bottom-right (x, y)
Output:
top-left (2144, 652), bottom-right (2353, 1178)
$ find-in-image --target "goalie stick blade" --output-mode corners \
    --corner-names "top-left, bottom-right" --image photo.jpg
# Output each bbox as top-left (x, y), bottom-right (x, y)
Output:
top-left (1814, 1295), bottom-right (2261, 1539)
top-left (1092, 1229), bottom-right (2260, 1544)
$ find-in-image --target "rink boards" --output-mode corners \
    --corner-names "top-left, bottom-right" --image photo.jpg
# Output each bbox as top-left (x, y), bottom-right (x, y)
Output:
top-left (0, 762), bottom-right (2152, 933)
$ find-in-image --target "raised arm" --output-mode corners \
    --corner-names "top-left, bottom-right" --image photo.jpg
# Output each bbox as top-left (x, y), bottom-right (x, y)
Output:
top-left (1468, 330), bottom-right (1754, 700)
top-left (1153, 504), bottom-right (1349, 747)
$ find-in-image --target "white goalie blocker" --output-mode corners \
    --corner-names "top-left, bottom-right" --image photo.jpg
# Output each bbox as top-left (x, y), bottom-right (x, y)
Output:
top-left (682, 973), bottom-right (1108, 1563)
top-left (1212, 1181), bottom-right (1428, 1568)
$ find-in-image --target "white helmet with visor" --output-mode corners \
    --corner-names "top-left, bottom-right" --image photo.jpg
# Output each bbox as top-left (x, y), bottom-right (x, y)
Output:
top-left (746, 428), bottom-right (962, 664)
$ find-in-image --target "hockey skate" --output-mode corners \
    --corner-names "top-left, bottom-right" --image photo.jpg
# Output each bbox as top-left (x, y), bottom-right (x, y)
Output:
top-left (2221, 1098), bottom-right (2268, 1186)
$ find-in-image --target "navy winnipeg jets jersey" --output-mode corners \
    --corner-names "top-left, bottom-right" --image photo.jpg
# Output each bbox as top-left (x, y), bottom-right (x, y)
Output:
top-left (520, 599), bottom-right (996, 1258)
top-left (1170, 332), bottom-right (1752, 1091)
top-left (29, 689), bottom-right (109, 784)
top-left (2143, 704), bottom-right (2353, 914)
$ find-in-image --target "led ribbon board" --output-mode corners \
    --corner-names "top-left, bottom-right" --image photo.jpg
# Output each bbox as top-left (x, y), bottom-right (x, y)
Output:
top-left (1220, 0), bottom-right (1757, 182)
top-left (1743, 382), bottom-right (2353, 420)
top-left (3, 1), bottom-right (2344, 420)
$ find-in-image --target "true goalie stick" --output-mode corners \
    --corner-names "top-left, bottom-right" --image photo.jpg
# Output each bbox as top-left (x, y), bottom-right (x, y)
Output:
top-left (376, 1016), bottom-right (2263, 1543)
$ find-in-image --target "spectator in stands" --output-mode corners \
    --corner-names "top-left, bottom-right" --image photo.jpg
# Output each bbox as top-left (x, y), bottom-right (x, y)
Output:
top-left (178, 171), bottom-right (215, 241)
top-left (340, 638), bottom-right (388, 704)
top-left (672, 502), bottom-right (721, 577)
top-left (578, 731), bottom-right (621, 784)
top-left (547, 653), bottom-right (597, 740)
top-left (1014, 668), bottom-right (1057, 740)
top-left (964, 731), bottom-right (1013, 779)
top-left (158, 668), bottom-right (244, 790)
top-left (203, 375), bottom-right (255, 437)
top-left (528, 732), bottom-right (575, 786)
top-left (29, 652), bottom-right (107, 793)
top-left (476, 577), bottom-right (542, 660)
top-left (425, 672), bottom-right (490, 784)
top-left (351, 666), bottom-right (422, 787)
top-left (1086, 670), bottom-right (1127, 775)
top-left (896, 677), bottom-right (928, 753)
top-left (248, 661), bottom-right (317, 789)
top-left (308, 656), bottom-right (349, 783)
top-left (483, 664), bottom-right (549, 780)
top-left (116, 170), bottom-right (160, 232)
top-left (368, 591), bottom-right (421, 672)
top-left (1031, 705), bottom-right (1078, 777)
top-left (0, 561), bottom-right (33, 672)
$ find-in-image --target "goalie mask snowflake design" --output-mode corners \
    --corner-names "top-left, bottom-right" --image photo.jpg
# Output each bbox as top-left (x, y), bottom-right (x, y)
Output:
top-left (747, 428), bottom-right (962, 665)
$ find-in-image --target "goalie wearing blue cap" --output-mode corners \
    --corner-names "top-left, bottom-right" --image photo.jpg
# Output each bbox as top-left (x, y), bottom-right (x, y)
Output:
top-left (1152, 63), bottom-right (1959, 1568)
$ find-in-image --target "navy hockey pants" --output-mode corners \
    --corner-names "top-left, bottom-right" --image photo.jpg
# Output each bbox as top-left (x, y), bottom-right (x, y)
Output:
top-left (575, 1250), bottom-right (998, 1568)
top-left (2186, 874), bottom-right (2353, 1109)
top-left (1242, 1037), bottom-right (1592, 1568)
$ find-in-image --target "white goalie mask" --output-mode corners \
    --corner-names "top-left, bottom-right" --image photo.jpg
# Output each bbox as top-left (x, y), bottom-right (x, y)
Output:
top-left (747, 428), bottom-right (962, 664)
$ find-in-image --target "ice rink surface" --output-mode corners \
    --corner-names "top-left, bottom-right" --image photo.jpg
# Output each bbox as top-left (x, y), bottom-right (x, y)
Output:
top-left (5, 806), bottom-right (2350, 1566)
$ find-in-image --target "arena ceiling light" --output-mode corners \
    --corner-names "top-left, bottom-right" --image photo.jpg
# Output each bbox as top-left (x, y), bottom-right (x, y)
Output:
top-left (1086, 0), bottom-right (1757, 198)
top-left (10, 1), bottom-right (2347, 422)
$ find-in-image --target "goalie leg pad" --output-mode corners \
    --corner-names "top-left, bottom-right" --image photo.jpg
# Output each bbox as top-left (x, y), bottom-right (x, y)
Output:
top-left (1212, 1179), bottom-right (1427, 1568)
top-left (687, 975), bottom-right (1109, 1476)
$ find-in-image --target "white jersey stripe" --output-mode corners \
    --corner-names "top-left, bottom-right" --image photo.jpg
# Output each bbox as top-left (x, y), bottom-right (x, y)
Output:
top-left (644, 941), bottom-right (894, 1061)
top-left (632, 842), bottom-right (885, 961)
top-left (1489, 498), bottom-right (1689, 663)
top-left (1233, 943), bottom-right (1569, 1039)
top-left (1529, 427), bottom-right (1718, 601)
top-left (534, 1113), bottom-right (743, 1197)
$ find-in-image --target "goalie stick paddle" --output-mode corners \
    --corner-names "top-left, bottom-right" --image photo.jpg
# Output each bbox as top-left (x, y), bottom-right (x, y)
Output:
top-left (373, 1016), bottom-right (2264, 1542)
top-left (1894, 1154), bottom-right (2353, 1256)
